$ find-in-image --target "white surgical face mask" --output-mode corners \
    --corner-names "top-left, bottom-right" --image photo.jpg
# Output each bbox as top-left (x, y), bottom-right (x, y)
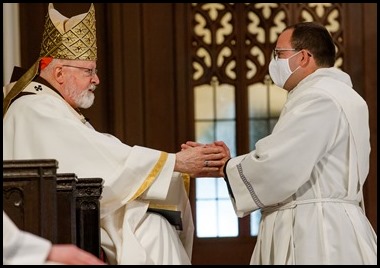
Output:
top-left (269, 51), bottom-right (301, 88)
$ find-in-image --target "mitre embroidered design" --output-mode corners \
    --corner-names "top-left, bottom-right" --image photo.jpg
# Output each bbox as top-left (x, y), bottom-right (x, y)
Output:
top-left (39, 3), bottom-right (97, 60)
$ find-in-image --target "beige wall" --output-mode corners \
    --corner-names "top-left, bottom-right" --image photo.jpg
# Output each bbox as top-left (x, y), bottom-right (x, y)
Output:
top-left (3, 3), bottom-right (20, 86)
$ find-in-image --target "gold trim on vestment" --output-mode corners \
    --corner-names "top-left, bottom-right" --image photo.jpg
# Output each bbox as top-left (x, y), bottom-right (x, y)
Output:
top-left (148, 203), bottom-right (178, 211)
top-left (147, 173), bottom-right (191, 212)
top-left (129, 152), bottom-right (168, 202)
top-left (3, 60), bottom-right (40, 117)
top-left (182, 173), bottom-right (190, 197)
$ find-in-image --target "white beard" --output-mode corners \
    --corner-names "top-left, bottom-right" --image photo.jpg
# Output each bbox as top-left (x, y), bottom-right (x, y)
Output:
top-left (64, 83), bottom-right (96, 109)
top-left (76, 89), bottom-right (95, 109)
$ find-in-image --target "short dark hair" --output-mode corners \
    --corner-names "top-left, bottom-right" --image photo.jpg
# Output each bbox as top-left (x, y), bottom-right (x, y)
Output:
top-left (285, 21), bottom-right (336, 67)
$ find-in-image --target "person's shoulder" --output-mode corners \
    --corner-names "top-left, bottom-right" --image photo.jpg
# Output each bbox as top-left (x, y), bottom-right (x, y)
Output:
top-left (7, 93), bottom-right (45, 116)
top-left (7, 87), bottom-right (64, 117)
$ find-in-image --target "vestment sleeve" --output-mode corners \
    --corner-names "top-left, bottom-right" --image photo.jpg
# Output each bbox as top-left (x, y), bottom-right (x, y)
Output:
top-left (3, 94), bottom-right (176, 218)
top-left (224, 92), bottom-right (341, 217)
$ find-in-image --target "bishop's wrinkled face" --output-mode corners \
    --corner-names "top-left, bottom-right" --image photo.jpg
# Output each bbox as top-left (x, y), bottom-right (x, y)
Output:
top-left (60, 60), bottom-right (100, 109)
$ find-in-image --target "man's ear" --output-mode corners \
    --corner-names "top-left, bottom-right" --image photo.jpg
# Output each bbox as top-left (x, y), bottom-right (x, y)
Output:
top-left (54, 66), bottom-right (64, 84)
top-left (300, 50), bottom-right (313, 67)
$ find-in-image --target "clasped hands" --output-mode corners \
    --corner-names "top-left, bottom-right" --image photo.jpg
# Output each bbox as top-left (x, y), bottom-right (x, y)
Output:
top-left (175, 141), bottom-right (230, 178)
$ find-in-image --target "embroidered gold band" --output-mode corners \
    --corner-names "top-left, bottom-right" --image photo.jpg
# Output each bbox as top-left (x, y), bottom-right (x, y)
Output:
top-left (128, 151), bottom-right (168, 202)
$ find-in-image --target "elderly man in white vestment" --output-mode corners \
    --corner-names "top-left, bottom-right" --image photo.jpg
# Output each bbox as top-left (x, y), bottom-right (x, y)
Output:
top-left (3, 3), bottom-right (228, 265)
top-left (3, 211), bottom-right (105, 265)
top-left (183, 22), bottom-right (377, 264)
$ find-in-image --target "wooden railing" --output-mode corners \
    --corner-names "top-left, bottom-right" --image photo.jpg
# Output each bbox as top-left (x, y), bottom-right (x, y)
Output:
top-left (3, 159), bottom-right (103, 258)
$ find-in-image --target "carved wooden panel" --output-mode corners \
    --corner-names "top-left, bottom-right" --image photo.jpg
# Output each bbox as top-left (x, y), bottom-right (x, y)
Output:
top-left (3, 159), bottom-right (58, 243)
top-left (75, 177), bottom-right (103, 258)
top-left (3, 160), bottom-right (104, 258)
top-left (56, 173), bottom-right (78, 244)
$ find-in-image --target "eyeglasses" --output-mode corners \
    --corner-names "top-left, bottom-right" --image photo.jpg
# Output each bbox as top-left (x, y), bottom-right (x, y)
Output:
top-left (62, 65), bottom-right (98, 77)
top-left (273, 48), bottom-right (296, 61)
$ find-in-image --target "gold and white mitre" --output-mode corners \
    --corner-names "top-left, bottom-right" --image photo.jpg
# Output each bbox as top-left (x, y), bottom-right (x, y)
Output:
top-left (3, 3), bottom-right (97, 117)
top-left (40, 3), bottom-right (97, 60)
